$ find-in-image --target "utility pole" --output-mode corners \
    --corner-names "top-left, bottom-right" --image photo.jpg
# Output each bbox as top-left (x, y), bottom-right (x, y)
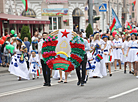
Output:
top-left (88, 0), bottom-right (93, 29)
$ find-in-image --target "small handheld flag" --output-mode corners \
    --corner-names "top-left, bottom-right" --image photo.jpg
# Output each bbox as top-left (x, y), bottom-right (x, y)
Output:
top-left (109, 56), bottom-right (112, 61)
top-left (96, 54), bottom-right (103, 60)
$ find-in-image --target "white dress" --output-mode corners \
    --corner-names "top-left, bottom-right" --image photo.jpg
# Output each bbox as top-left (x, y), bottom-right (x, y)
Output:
top-left (89, 39), bottom-right (107, 78)
top-left (122, 41), bottom-right (129, 63)
top-left (102, 41), bottom-right (111, 63)
top-left (29, 46), bottom-right (42, 67)
top-left (113, 39), bottom-right (122, 60)
top-left (108, 40), bottom-right (114, 62)
top-left (29, 56), bottom-right (40, 74)
top-left (9, 47), bottom-right (30, 80)
top-left (127, 40), bottom-right (138, 62)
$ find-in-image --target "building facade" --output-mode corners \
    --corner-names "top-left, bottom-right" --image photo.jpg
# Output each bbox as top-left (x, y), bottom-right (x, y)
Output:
top-left (0, 0), bottom-right (131, 34)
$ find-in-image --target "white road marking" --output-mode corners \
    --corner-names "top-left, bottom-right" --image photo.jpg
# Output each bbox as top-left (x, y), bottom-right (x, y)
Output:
top-left (0, 78), bottom-right (77, 97)
top-left (109, 87), bottom-right (138, 99)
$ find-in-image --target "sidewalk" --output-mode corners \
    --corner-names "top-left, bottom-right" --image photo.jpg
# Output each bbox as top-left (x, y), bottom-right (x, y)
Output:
top-left (0, 66), bottom-right (9, 74)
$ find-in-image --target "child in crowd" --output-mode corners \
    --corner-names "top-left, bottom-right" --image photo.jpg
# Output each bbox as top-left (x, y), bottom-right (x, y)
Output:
top-left (29, 50), bottom-right (41, 80)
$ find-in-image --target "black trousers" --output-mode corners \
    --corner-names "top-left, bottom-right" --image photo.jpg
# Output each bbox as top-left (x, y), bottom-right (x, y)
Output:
top-left (76, 54), bottom-right (87, 83)
top-left (41, 59), bottom-right (50, 84)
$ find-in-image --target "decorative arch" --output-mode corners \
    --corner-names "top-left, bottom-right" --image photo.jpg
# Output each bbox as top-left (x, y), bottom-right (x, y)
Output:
top-left (72, 8), bottom-right (84, 17)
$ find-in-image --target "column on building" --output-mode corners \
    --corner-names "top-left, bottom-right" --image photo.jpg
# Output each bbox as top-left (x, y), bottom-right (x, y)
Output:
top-left (118, 4), bottom-right (123, 31)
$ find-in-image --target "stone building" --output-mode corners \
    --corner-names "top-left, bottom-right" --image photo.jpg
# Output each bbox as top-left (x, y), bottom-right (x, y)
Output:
top-left (0, 0), bottom-right (131, 34)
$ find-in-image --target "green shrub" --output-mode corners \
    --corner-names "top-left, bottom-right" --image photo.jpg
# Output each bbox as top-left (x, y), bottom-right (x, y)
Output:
top-left (86, 23), bottom-right (93, 38)
top-left (20, 25), bottom-right (31, 43)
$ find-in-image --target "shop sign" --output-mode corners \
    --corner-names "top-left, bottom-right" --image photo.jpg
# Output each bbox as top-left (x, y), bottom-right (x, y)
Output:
top-left (46, 0), bottom-right (68, 3)
top-left (42, 8), bottom-right (68, 16)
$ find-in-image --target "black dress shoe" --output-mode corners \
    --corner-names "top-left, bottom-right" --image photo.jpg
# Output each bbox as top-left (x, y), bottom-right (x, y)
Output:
top-left (47, 83), bottom-right (51, 86)
top-left (109, 74), bottom-right (112, 77)
top-left (77, 81), bottom-right (80, 86)
top-left (124, 70), bottom-right (126, 74)
top-left (81, 83), bottom-right (84, 86)
top-left (43, 83), bottom-right (48, 86)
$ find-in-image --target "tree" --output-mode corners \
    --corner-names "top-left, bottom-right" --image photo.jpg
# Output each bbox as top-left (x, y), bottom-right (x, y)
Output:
top-left (86, 23), bottom-right (93, 38)
top-left (20, 25), bottom-right (31, 43)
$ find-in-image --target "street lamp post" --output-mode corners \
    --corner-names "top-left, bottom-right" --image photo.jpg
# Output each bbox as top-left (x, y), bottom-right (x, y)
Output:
top-left (88, 0), bottom-right (93, 29)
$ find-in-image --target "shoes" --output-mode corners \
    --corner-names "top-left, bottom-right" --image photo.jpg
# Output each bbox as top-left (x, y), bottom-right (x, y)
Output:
top-left (109, 74), bottom-right (112, 77)
top-left (86, 75), bottom-right (88, 81)
top-left (58, 80), bottom-right (63, 83)
top-left (43, 83), bottom-right (48, 86)
top-left (124, 70), bottom-right (126, 74)
top-left (68, 74), bottom-right (71, 78)
top-left (43, 83), bottom-right (51, 86)
top-left (84, 81), bottom-right (86, 84)
top-left (136, 76), bottom-right (138, 79)
top-left (77, 81), bottom-right (80, 86)
top-left (129, 71), bottom-right (132, 74)
top-left (48, 83), bottom-right (51, 86)
top-left (32, 78), bottom-right (35, 80)
top-left (81, 83), bottom-right (84, 86)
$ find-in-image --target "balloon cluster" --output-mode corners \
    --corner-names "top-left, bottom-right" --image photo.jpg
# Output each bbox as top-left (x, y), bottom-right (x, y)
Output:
top-left (0, 30), bottom-right (17, 44)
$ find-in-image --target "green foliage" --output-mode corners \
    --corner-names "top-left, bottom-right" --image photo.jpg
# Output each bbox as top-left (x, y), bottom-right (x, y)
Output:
top-left (20, 25), bottom-right (31, 43)
top-left (85, 23), bottom-right (93, 38)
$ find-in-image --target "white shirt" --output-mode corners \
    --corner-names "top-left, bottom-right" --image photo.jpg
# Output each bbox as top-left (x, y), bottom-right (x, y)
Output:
top-left (128, 40), bottom-right (138, 47)
top-left (32, 36), bottom-right (37, 41)
top-left (122, 41), bottom-right (129, 51)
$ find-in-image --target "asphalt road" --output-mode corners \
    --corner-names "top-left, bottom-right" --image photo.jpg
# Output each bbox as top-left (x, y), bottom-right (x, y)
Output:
top-left (0, 66), bottom-right (138, 102)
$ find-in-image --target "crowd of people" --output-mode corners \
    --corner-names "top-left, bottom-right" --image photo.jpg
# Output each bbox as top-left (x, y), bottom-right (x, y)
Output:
top-left (1, 23), bottom-right (138, 87)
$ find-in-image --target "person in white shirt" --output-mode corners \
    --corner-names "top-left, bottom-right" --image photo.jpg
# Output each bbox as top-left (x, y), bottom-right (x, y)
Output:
top-left (38, 32), bottom-right (51, 86)
top-left (122, 36), bottom-right (131, 74)
top-left (32, 31), bottom-right (38, 41)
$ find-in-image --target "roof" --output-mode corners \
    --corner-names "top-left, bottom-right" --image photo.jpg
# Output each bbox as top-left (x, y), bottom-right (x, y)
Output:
top-left (0, 13), bottom-right (50, 24)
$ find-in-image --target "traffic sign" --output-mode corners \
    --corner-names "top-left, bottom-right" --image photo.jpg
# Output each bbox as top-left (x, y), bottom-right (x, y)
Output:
top-left (99, 3), bottom-right (107, 12)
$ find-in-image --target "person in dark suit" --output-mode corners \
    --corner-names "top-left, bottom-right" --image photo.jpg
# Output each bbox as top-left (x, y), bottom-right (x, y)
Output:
top-left (76, 32), bottom-right (90, 86)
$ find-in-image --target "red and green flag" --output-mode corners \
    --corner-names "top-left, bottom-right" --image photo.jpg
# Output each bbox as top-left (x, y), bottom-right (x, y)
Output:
top-left (125, 21), bottom-right (132, 30)
top-left (21, 0), bottom-right (28, 11)
top-left (37, 69), bottom-right (40, 76)
top-left (110, 17), bottom-right (116, 32)
top-left (132, 0), bottom-right (136, 6)
top-left (96, 54), bottom-right (103, 60)
top-left (109, 56), bottom-right (112, 61)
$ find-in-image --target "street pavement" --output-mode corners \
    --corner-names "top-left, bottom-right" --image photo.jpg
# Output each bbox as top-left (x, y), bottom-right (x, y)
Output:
top-left (0, 66), bottom-right (138, 102)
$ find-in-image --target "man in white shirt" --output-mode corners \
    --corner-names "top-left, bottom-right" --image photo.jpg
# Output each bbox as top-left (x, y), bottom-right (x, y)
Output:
top-left (38, 32), bottom-right (51, 86)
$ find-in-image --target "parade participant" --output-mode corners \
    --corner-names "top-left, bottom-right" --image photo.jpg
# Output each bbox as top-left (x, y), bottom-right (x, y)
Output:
top-left (38, 32), bottom-right (51, 86)
top-left (76, 32), bottom-right (89, 86)
top-left (29, 39), bottom-right (42, 72)
top-left (89, 32), bottom-right (107, 78)
top-left (126, 33), bottom-right (138, 76)
top-left (29, 50), bottom-right (41, 80)
top-left (24, 37), bottom-right (30, 69)
top-left (122, 36), bottom-right (131, 74)
top-left (109, 35), bottom-right (114, 63)
top-left (102, 35), bottom-right (112, 76)
top-left (83, 37), bottom-right (91, 83)
top-left (32, 31), bottom-right (38, 41)
top-left (9, 38), bottom-right (29, 81)
top-left (113, 35), bottom-right (122, 70)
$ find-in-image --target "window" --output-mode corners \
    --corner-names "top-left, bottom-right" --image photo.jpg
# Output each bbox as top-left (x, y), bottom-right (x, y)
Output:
top-left (49, 17), bottom-right (62, 31)
top-left (132, 5), bottom-right (134, 11)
